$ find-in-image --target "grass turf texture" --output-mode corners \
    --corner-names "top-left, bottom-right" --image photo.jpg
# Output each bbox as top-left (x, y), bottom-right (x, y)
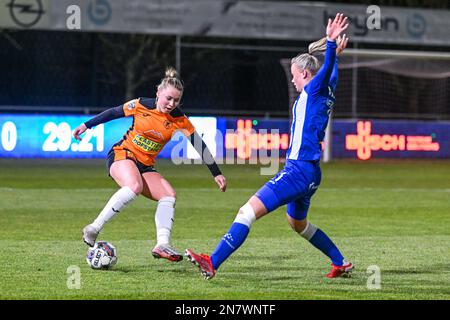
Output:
top-left (0, 158), bottom-right (449, 300)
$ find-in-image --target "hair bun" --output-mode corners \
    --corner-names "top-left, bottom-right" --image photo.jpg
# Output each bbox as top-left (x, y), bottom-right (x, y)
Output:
top-left (165, 67), bottom-right (178, 79)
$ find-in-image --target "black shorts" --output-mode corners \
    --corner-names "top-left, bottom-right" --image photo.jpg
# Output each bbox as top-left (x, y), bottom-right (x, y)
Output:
top-left (107, 148), bottom-right (157, 175)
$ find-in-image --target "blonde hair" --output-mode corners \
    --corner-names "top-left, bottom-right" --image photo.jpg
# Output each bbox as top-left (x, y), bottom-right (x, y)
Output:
top-left (157, 67), bottom-right (183, 92)
top-left (308, 36), bottom-right (342, 55)
top-left (290, 53), bottom-right (320, 76)
top-left (308, 37), bottom-right (327, 55)
top-left (291, 37), bottom-right (340, 76)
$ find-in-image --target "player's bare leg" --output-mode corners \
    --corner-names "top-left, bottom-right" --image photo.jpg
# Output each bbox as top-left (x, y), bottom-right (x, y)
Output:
top-left (82, 160), bottom-right (140, 246)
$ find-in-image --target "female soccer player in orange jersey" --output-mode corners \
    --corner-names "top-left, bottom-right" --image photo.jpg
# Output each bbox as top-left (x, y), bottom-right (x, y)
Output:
top-left (73, 67), bottom-right (227, 262)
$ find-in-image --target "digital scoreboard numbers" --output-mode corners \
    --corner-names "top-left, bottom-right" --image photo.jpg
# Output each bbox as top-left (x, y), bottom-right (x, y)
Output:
top-left (0, 115), bottom-right (218, 160)
top-left (42, 121), bottom-right (104, 153)
top-left (1, 121), bottom-right (17, 152)
top-left (0, 115), bottom-right (130, 158)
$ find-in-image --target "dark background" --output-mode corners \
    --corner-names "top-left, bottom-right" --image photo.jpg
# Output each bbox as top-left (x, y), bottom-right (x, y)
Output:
top-left (1, 0), bottom-right (449, 119)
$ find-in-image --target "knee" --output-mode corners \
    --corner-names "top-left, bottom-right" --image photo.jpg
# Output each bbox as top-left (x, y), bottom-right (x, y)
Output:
top-left (159, 189), bottom-right (176, 200)
top-left (167, 190), bottom-right (176, 199)
top-left (127, 181), bottom-right (143, 195)
top-left (288, 217), bottom-right (308, 234)
top-left (235, 203), bottom-right (257, 227)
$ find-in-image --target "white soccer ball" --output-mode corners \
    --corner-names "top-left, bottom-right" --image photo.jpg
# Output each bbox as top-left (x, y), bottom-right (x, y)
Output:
top-left (86, 241), bottom-right (117, 270)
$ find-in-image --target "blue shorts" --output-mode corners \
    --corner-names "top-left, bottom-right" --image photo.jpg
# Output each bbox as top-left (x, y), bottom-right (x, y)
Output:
top-left (255, 160), bottom-right (321, 220)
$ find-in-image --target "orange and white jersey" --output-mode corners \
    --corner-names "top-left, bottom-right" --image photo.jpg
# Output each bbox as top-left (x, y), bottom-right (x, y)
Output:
top-left (112, 97), bottom-right (195, 166)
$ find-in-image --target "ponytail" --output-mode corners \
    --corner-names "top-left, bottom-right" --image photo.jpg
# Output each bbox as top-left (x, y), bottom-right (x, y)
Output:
top-left (308, 37), bottom-right (327, 56)
top-left (308, 36), bottom-right (342, 56)
top-left (292, 36), bottom-right (341, 75)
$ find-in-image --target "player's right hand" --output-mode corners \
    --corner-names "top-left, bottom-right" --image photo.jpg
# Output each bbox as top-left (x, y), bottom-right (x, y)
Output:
top-left (214, 175), bottom-right (227, 192)
top-left (73, 123), bottom-right (87, 141)
top-left (326, 13), bottom-right (349, 41)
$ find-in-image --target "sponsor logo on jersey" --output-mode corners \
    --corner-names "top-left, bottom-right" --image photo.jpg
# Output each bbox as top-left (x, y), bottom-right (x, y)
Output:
top-left (132, 134), bottom-right (163, 152)
top-left (143, 129), bottom-right (163, 140)
top-left (163, 120), bottom-right (172, 129)
top-left (127, 101), bottom-right (136, 110)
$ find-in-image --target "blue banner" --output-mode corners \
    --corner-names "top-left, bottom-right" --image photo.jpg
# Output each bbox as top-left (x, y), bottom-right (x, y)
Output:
top-left (1, 114), bottom-right (449, 160)
top-left (332, 119), bottom-right (450, 160)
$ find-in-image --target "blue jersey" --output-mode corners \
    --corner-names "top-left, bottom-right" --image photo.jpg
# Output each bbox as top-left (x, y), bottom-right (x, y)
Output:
top-left (287, 40), bottom-right (338, 161)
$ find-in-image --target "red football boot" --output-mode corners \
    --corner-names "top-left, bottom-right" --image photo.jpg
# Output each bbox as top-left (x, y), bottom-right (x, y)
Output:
top-left (326, 262), bottom-right (354, 278)
top-left (185, 249), bottom-right (216, 280)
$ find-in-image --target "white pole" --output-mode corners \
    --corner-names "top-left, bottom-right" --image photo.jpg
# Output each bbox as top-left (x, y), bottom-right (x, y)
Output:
top-left (323, 112), bottom-right (333, 163)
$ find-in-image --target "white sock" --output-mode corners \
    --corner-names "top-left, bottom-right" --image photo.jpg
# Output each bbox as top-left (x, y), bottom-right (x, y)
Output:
top-left (299, 221), bottom-right (318, 240)
top-left (92, 186), bottom-right (138, 231)
top-left (154, 197), bottom-right (176, 245)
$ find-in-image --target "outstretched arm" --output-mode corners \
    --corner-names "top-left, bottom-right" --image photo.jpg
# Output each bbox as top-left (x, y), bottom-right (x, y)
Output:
top-left (311, 13), bottom-right (349, 92)
top-left (73, 105), bottom-right (125, 141)
top-left (189, 131), bottom-right (227, 192)
top-left (330, 34), bottom-right (349, 90)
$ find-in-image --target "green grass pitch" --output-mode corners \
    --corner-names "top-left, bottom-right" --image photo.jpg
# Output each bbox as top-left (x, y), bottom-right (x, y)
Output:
top-left (0, 158), bottom-right (449, 300)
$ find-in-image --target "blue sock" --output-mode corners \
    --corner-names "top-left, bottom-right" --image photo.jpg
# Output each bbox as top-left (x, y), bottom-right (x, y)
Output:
top-left (210, 222), bottom-right (250, 270)
top-left (309, 228), bottom-right (345, 266)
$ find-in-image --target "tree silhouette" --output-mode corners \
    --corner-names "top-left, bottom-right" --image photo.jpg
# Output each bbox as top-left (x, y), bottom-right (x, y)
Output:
top-left (96, 33), bottom-right (175, 101)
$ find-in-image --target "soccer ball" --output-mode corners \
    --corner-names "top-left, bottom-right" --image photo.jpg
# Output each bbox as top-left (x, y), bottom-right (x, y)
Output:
top-left (86, 241), bottom-right (117, 269)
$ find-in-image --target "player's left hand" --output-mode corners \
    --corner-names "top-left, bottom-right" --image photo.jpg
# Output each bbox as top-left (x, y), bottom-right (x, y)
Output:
top-left (336, 34), bottom-right (349, 55)
top-left (214, 175), bottom-right (227, 192)
top-left (73, 123), bottom-right (87, 141)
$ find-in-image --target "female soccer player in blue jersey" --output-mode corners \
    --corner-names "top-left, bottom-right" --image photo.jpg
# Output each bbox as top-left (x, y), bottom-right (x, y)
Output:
top-left (185, 13), bottom-right (353, 279)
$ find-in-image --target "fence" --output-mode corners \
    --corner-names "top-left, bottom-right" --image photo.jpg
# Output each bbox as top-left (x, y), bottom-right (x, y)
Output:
top-left (1, 31), bottom-right (450, 120)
